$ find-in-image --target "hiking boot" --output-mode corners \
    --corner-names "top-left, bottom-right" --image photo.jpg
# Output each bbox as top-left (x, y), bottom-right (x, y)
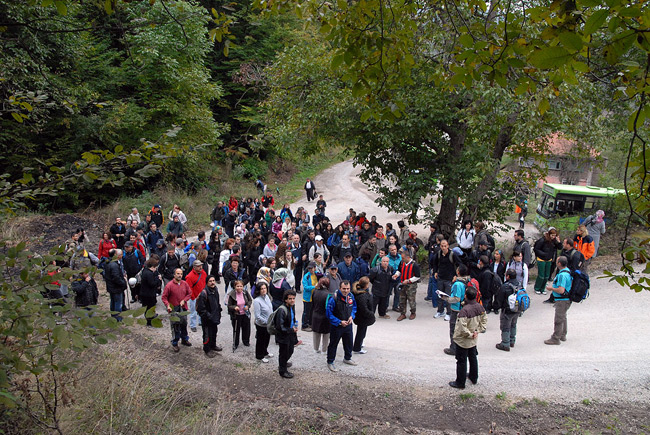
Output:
top-left (544, 338), bottom-right (561, 345)
top-left (204, 351), bottom-right (216, 358)
top-left (510, 343), bottom-right (515, 348)
top-left (495, 343), bottom-right (510, 352)
top-left (181, 340), bottom-right (192, 347)
top-left (328, 363), bottom-right (339, 372)
top-left (286, 362), bottom-right (293, 368)
top-left (172, 344), bottom-right (180, 353)
top-left (409, 313), bottom-right (416, 320)
top-left (212, 345), bottom-right (223, 352)
top-left (280, 371), bottom-right (294, 379)
top-left (448, 381), bottom-right (465, 389)
top-left (397, 314), bottom-right (407, 321)
top-left (444, 348), bottom-right (455, 356)
top-left (343, 359), bottom-right (357, 366)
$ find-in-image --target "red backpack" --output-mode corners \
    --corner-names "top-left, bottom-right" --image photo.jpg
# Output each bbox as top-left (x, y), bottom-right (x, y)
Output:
top-left (466, 278), bottom-right (482, 306)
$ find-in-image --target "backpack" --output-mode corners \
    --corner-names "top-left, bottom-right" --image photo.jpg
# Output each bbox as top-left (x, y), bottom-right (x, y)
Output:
top-left (466, 277), bottom-right (481, 306)
top-left (485, 233), bottom-right (496, 252)
top-left (266, 305), bottom-right (288, 335)
top-left (179, 252), bottom-right (190, 270)
top-left (489, 271), bottom-right (502, 297)
top-left (355, 257), bottom-right (369, 277)
top-left (508, 284), bottom-right (530, 313)
top-left (560, 270), bottom-right (590, 303)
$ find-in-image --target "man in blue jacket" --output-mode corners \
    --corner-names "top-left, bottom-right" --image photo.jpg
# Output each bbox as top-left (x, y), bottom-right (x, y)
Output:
top-left (326, 281), bottom-right (357, 372)
top-left (337, 253), bottom-right (360, 283)
top-left (545, 256), bottom-right (573, 345)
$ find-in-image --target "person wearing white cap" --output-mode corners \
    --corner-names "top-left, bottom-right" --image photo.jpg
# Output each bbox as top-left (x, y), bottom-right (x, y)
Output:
top-left (309, 235), bottom-right (330, 264)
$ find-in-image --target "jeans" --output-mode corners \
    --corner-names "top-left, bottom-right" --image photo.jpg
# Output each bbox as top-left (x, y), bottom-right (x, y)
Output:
top-left (499, 311), bottom-right (519, 348)
top-left (327, 323), bottom-right (353, 364)
top-left (202, 322), bottom-right (218, 353)
top-left (302, 301), bottom-right (313, 328)
top-left (427, 275), bottom-right (439, 308)
top-left (552, 300), bottom-right (571, 341)
top-left (535, 260), bottom-right (552, 292)
top-left (455, 345), bottom-right (478, 388)
top-left (255, 324), bottom-right (271, 359)
top-left (448, 310), bottom-right (458, 352)
top-left (391, 282), bottom-right (400, 310)
top-left (109, 292), bottom-right (123, 321)
top-left (353, 324), bottom-right (367, 352)
top-left (373, 294), bottom-right (389, 316)
top-left (437, 279), bottom-right (452, 314)
top-left (188, 299), bottom-right (200, 329)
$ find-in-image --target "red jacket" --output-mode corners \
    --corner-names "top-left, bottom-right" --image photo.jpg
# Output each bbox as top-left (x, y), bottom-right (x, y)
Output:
top-left (574, 234), bottom-right (595, 260)
top-left (98, 239), bottom-right (116, 259)
top-left (162, 280), bottom-right (191, 308)
top-left (185, 269), bottom-right (207, 300)
top-left (134, 239), bottom-right (146, 258)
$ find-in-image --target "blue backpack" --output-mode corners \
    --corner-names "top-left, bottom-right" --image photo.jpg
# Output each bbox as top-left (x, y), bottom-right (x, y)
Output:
top-left (508, 285), bottom-right (530, 313)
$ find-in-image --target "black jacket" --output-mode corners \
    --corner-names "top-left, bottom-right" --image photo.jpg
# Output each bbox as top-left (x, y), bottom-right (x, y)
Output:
top-left (332, 243), bottom-right (357, 264)
top-left (104, 260), bottom-right (126, 295)
top-left (311, 288), bottom-right (332, 334)
top-left (533, 237), bottom-right (562, 261)
top-left (562, 248), bottom-right (585, 272)
top-left (496, 279), bottom-right (521, 314)
top-left (352, 289), bottom-right (375, 327)
top-left (123, 250), bottom-right (143, 278)
top-left (224, 267), bottom-right (249, 292)
top-left (513, 239), bottom-right (532, 267)
top-left (275, 303), bottom-right (298, 344)
top-left (197, 285), bottom-right (222, 325)
top-left (368, 265), bottom-right (394, 298)
top-left (70, 278), bottom-right (98, 307)
top-left (430, 249), bottom-right (458, 281)
top-left (158, 252), bottom-right (180, 280)
top-left (140, 267), bottom-right (162, 298)
top-left (227, 289), bottom-right (252, 320)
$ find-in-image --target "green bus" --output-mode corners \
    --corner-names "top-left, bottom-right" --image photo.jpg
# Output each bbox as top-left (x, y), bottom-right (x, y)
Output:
top-left (534, 183), bottom-right (624, 232)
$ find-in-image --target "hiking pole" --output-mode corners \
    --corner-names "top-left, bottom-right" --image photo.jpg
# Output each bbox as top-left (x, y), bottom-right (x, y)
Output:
top-left (232, 314), bottom-right (239, 353)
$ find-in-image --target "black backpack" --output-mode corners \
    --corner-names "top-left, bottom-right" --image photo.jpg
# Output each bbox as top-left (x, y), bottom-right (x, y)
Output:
top-left (485, 233), bottom-right (496, 252)
top-left (559, 270), bottom-right (590, 303)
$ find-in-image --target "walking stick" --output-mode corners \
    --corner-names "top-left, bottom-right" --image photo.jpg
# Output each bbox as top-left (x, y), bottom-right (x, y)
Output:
top-left (232, 314), bottom-right (240, 353)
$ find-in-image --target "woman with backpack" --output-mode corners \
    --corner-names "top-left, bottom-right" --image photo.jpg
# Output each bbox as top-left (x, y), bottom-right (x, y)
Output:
top-left (491, 250), bottom-right (507, 282)
top-left (507, 250), bottom-right (529, 290)
top-left (533, 227), bottom-right (562, 295)
top-left (253, 282), bottom-right (273, 363)
top-left (227, 280), bottom-right (252, 350)
top-left (352, 277), bottom-right (375, 354)
top-left (456, 220), bottom-right (475, 257)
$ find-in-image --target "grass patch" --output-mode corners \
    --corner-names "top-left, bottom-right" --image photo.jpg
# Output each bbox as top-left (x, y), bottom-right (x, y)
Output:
top-left (496, 392), bottom-right (507, 401)
top-left (459, 393), bottom-right (476, 402)
top-left (532, 397), bottom-right (548, 407)
top-left (582, 398), bottom-right (591, 406)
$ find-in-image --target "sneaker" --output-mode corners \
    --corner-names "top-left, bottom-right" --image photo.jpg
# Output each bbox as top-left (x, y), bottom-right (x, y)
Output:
top-left (544, 338), bottom-right (561, 345)
top-left (280, 371), bottom-right (294, 378)
top-left (535, 290), bottom-right (542, 295)
top-left (328, 363), bottom-right (339, 372)
top-left (541, 290), bottom-right (547, 295)
top-left (444, 314), bottom-right (450, 321)
top-left (181, 340), bottom-right (192, 347)
top-left (295, 340), bottom-right (303, 346)
top-left (495, 343), bottom-right (510, 352)
top-left (260, 357), bottom-right (269, 363)
top-left (191, 327), bottom-right (197, 332)
top-left (493, 309), bottom-right (499, 315)
top-left (343, 359), bottom-right (357, 366)
top-left (172, 344), bottom-right (180, 352)
top-left (381, 315), bottom-right (391, 319)
top-left (302, 327), bottom-right (313, 332)
top-left (265, 353), bottom-right (274, 358)
top-left (314, 349), bottom-right (322, 354)
top-left (353, 349), bottom-right (367, 354)
top-left (444, 347), bottom-right (455, 356)
top-left (205, 351), bottom-right (216, 358)
top-left (434, 312), bottom-right (444, 319)
top-left (397, 314), bottom-right (406, 321)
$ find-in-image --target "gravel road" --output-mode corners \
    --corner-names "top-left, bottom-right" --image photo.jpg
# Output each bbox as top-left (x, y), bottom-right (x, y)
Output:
top-left (143, 160), bottom-right (650, 404)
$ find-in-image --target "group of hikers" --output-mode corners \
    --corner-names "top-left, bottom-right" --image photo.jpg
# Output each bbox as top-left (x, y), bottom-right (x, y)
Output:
top-left (61, 183), bottom-right (606, 384)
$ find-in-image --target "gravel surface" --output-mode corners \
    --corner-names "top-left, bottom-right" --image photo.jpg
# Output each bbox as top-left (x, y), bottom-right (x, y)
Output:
top-left (137, 160), bottom-right (650, 404)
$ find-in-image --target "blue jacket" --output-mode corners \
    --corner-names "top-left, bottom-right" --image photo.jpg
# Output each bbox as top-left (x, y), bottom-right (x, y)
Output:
top-left (449, 279), bottom-right (467, 312)
top-left (337, 260), bottom-right (360, 283)
top-left (302, 271), bottom-right (317, 303)
top-left (326, 290), bottom-right (357, 326)
top-left (387, 253), bottom-right (402, 272)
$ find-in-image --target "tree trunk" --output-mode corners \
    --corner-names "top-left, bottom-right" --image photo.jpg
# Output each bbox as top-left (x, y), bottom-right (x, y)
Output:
top-left (435, 121), bottom-right (467, 241)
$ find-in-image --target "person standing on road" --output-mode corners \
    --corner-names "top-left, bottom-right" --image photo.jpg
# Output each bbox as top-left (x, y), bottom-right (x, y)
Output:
top-left (495, 268), bottom-right (520, 352)
top-left (431, 240), bottom-right (458, 320)
top-left (252, 282), bottom-right (273, 363)
top-left (513, 230), bottom-right (532, 269)
top-left (368, 256), bottom-right (394, 319)
top-left (311, 277), bottom-right (332, 354)
top-left (326, 280), bottom-right (357, 372)
top-left (227, 280), bottom-right (252, 350)
top-left (394, 249), bottom-right (421, 321)
top-left (185, 260), bottom-right (207, 332)
top-left (304, 178), bottom-right (316, 202)
top-left (507, 251), bottom-right (528, 291)
top-left (573, 225), bottom-right (595, 273)
top-left (140, 256), bottom-right (162, 326)
top-left (104, 249), bottom-right (126, 321)
top-left (196, 276), bottom-right (223, 358)
top-left (544, 239), bottom-right (585, 305)
top-left (442, 264), bottom-right (470, 356)
top-left (275, 289), bottom-right (298, 378)
top-left (386, 244), bottom-right (402, 312)
top-left (544, 256), bottom-right (573, 345)
top-left (301, 262), bottom-right (318, 331)
top-left (448, 285), bottom-right (487, 389)
top-left (584, 210), bottom-right (606, 257)
top-left (161, 268), bottom-right (192, 352)
top-left (456, 220), bottom-right (475, 257)
top-left (352, 277), bottom-right (375, 354)
top-left (533, 228), bottom-right (562, 295)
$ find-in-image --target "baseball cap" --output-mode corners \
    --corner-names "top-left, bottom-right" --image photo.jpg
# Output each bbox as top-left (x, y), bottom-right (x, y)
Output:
top-left (344, 253), bottom-right (353, 258)
top-left (193, 260), bottom-right (203, 267)
top-left (175, 238), bottom-right (183, 245)
top-left (307, 261), bottom-right (316, 269)
top-left (315, 235), bottom-right (323, 241)
top-left (154, 204), bottom-right (161, 208)
top-left (329, 264), bottom-right (338, 269)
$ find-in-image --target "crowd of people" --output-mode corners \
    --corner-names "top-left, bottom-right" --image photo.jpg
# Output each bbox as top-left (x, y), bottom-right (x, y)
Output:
top-left (59, 183), bottom-right (606, 384)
